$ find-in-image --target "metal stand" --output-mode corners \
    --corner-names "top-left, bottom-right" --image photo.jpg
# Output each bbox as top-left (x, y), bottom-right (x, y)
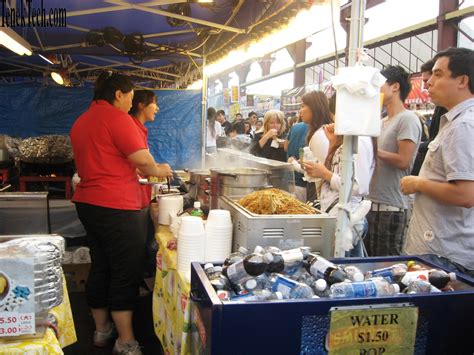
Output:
top-left (333, 0), bottom-right (367, 257)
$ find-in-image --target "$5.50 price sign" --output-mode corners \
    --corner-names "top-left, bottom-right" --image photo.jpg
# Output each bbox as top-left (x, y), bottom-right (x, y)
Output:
top-left (328, 304), bottom-right (418, 355)
top-left (0, 312), bottom-right (35, 337)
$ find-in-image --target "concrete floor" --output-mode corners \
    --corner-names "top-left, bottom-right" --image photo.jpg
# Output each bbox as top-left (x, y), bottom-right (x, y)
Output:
top-left (64, 291), bottom-right (163, 355)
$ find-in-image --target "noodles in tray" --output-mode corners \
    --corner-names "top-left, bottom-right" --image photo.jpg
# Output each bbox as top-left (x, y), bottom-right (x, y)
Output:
top-left (238, 188), bottom-right (316, 215)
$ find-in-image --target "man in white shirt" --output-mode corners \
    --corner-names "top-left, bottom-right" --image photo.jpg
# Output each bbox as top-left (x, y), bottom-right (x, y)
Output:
top-left (401, 47), bottom-right (474, 277)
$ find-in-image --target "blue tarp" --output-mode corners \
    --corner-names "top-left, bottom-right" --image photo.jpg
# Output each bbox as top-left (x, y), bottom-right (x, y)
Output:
top-left (0, 84), bottom-right (202, 169)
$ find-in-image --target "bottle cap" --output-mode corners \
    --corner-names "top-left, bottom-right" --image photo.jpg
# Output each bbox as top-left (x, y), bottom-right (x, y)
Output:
top-left (311, 295), bottom-right (320, 299)
top-left (238, 246), bottom-right (248, 254)
top-left (392, 283), bottom-right (400, 293)
top-left (352, 271), bottom-right (364, 282)
top-left (193, 201), bottom-right (201, 208)
top-left (245, 279), bottom-right (257, 290)
top-left (253, 245), bottom-right (264, 254)
top-left (448, 272), bottom-right (457, 281)
top-left (203, 263), bottom-right (214, 271)
top-left (214, 266), bottom-right (223, 272)
top-left (315, 278), bottom-right (327, 291)
top-left (262, 252), bottom-right (274, 264)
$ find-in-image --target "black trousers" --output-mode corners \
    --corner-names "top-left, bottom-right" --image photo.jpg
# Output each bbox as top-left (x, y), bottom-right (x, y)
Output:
top-left (75, 203), bottom-right (148, 311)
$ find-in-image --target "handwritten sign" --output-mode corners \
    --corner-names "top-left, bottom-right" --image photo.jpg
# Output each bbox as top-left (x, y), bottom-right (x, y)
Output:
top-left (328, 304), bottom-right (418, 355)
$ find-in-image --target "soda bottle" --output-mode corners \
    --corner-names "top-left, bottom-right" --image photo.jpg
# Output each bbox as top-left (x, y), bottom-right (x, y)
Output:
top-left (330, 278), bottom-right (400, 298)
top-left (427, 269), bottom-right (457, 289)
top-left (304, 254), bottom-right (347, 285)
top-left (365, 263), bottom-right (408, 282)
top-left (271, 274), bottom-right (315, 299)
top-left (400, 269), bottom-right (456, 290)
top-left (405, 279), bottom-right (441, 294)
top-left (343, 265), bottom-right (364, 282)
top-left (223, 252), bottom-right (273, 286)
top-left (312, 278), bottom-right (330, 298)
top-left (210, 266), bottom-right (232, 291)
top-left (267, 246), bottom-right (312, 274)
top-left (190, 201), bottom-right (204, 218)
top-left (223, 246), bottom-right (249, 267)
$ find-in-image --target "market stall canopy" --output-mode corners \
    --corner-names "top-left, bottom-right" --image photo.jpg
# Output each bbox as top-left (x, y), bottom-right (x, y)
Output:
top-left (0, 0), bottom-right (310, 88)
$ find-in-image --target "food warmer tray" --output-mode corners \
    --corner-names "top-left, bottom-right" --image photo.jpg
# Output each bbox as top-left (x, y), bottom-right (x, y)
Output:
top-left (218, 195), bottom-right (336, 258)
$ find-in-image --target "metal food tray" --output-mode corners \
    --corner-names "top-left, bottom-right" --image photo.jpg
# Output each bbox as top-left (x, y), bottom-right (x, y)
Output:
top-left (218, 195), bottom-right (336, 258)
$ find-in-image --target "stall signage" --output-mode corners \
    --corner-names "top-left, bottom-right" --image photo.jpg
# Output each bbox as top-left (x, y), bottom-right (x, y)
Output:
top-left (328, 304), bottom-right (418, 355)
top-left (0, 312), bottom-right (35, 336)
top-left (0, 257), bottom-right (36, 336)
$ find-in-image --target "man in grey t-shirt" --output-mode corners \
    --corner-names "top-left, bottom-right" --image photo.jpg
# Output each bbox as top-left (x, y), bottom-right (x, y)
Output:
top-left (365, 66), bottom-right (422, 256)
top-left (401, 48), bottom-right (474, 277)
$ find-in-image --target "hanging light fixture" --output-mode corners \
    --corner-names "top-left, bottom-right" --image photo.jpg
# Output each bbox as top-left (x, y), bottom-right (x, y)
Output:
top-left (51, 72), bottom-right (64, 85)
top-left (0, 27), bottom-right (32, 56)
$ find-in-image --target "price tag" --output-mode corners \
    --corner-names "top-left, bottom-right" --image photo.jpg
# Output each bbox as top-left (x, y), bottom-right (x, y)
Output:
top-left (328, 303), bottom-right (418, 355)
top-left (0, 312), bottom-right (35, 336)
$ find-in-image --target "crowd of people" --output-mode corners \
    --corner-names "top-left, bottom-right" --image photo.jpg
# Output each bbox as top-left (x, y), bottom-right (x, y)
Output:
top-left (206, 46), bottom-right (474, 274)
top-left (69, 46), bottom-right (473, 354)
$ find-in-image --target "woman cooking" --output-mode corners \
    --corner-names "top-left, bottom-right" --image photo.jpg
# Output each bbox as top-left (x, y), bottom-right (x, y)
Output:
top-left (70, 71), bottom-right (172, 355)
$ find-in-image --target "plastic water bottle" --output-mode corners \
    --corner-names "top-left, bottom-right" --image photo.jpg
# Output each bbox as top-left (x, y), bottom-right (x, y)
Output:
top-left (223, 246), bottom-right (249, 267)
top-left (266, 246), bottom-right (312, 274)
top-left (304, 254), bottom-right (347, 285)
top-left (365, 263), bottom-right (408, 282)
top-left (190, 201), bottom-right (204, 218)
top-left (223, 252), bottom-right (274, 286)
top-left (271, 275), bottom-right (314, 299)
top-left (343, 266), bottom-right (364, 282)
top-left (330, 278), bottom-right (400, 298)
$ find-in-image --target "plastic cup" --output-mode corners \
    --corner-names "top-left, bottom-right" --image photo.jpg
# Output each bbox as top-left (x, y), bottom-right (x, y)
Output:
top-left (207, 209), bottom-right (232, 226)
top-left (178, 216), bottom-right (205, 234)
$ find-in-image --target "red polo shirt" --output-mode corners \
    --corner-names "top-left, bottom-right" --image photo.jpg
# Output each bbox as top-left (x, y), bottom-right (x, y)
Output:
top-left (70, 100), bottom-right (147, 210)
top-left (132, 118), bottom-right (153, 208)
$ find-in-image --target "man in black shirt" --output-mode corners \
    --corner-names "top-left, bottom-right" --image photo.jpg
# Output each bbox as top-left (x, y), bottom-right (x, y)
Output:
top-left (411, 59), bottom-right (448, 175)
top-left (217, 110), bottom-right (232, 136)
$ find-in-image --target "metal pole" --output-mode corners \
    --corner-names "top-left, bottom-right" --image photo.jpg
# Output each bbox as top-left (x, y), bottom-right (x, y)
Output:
top-left (333, 0), bottom-right (366, 257)
top-left (201, 55), bottom-right (208, 169)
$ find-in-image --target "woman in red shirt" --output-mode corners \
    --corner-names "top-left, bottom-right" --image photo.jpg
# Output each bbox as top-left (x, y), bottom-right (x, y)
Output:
top-left (129, 90), bottom-right (164, 277)
top-left (70, 71), bottom-right (172, 355)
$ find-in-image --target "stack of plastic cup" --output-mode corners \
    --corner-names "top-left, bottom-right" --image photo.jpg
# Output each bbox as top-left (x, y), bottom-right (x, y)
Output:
top-left (177, 216), bottom-right (205, 282)
top-left (204, 209), bottom-right (233, 262)
top-left (158, 196), bottom-right (183, 225)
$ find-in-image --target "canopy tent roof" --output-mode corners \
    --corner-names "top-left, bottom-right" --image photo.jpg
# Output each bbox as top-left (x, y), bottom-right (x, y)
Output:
top-left (0, 0), bottom-right (308, 88)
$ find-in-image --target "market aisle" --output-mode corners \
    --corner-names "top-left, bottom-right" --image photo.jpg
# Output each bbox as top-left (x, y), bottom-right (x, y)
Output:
top-left (65, 291), bottom-right (163, 355)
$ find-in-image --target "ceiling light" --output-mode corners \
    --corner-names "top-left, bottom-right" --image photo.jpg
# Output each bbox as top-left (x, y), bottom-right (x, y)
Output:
top-left (0, 27), bottom-right (32, 56)
top-left (38, 54), bottom-right (54, 65)
top-left (51, 72), bottom-right (64, 85)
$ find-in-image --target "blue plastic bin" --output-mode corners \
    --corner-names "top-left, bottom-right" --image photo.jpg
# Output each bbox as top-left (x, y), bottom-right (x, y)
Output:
top-left (190, 256), bottom-right (474, 355)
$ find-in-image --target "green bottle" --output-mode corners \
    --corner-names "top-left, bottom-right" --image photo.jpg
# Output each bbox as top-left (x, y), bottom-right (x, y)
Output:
top-left (190, 201), bottom-right (204, 218)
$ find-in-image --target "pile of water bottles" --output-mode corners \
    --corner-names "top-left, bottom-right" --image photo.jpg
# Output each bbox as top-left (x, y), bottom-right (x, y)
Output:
top-left (203, 246), bottom-right (457, 302)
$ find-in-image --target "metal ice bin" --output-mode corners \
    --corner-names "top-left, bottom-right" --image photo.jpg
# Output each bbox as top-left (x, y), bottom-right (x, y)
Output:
top-left (190, 256), bottom-right (474, 355)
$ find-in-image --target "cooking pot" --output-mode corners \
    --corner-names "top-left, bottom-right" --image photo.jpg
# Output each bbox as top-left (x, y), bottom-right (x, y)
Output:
top-left (209, 168), bottom-right (270, 187)
top-left (185, 169), bottom-right (210, 200)
top-left (209, 168), bottom-right (271, 208)
top-left (0, 148), bottom-right (10, 162)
